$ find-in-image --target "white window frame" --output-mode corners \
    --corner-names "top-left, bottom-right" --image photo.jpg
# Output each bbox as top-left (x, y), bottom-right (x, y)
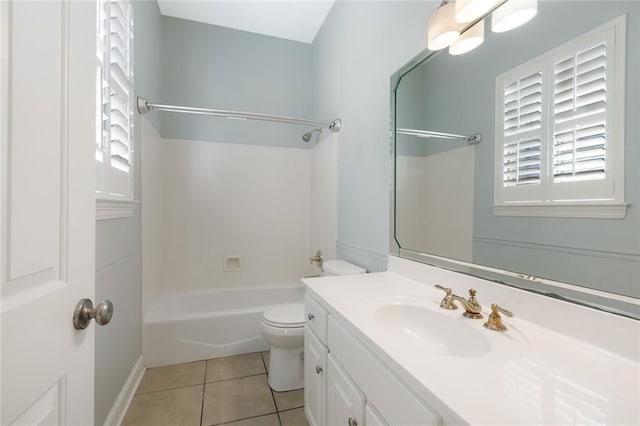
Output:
top-left (95, 0), bottom-right (137, 220)
top-left (493, 16), bottom-right (627, 219)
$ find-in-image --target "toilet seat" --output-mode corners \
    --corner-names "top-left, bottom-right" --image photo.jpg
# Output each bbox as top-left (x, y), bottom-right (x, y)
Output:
top-left (262, 303), bottom-right (305, 328)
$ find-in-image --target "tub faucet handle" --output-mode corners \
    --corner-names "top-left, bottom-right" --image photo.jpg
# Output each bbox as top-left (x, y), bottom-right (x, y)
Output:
top-left (309, 249), bottom-right (323, 269)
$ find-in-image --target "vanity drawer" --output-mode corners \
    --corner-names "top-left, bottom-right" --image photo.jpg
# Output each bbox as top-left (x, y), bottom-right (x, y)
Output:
top-left (305, 295), bottom-right (328, 343)
top-left (328, 317), bottom-right (441, 425)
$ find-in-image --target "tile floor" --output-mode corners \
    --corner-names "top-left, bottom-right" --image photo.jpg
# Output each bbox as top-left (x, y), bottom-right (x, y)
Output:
top-left (123, 352), bottom-right (309, 426)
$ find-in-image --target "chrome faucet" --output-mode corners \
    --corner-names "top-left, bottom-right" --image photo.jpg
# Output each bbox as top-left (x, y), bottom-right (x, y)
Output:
top-left (435, 285), bottom-right (483, 319)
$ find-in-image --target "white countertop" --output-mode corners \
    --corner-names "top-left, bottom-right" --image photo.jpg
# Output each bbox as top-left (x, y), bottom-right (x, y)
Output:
top-left (304, 267), bottom-right (640, 425)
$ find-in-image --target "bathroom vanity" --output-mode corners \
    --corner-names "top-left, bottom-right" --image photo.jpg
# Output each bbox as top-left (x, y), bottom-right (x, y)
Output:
top-left (302, 256), bottom-right (639, 425)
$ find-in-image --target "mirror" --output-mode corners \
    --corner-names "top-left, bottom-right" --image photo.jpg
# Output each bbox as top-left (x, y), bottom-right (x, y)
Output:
top-left (391, 1), bottom-right (639, 319)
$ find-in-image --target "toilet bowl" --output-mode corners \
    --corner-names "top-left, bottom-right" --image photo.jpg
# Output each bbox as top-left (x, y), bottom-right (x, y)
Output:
top-left (260, 303), bottom-right (305, 391)
top-left (260, 259), bottom-right (367, 392)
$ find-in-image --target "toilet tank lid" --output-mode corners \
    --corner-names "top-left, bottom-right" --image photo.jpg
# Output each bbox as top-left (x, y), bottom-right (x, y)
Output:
top-left (324, 259), bottom-right (367, 275)
top-left (263, 303), bottom-right (305, 326)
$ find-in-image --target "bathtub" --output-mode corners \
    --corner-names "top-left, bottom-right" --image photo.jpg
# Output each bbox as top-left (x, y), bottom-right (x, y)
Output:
top-left (142, 284), bottom-right (305, 367)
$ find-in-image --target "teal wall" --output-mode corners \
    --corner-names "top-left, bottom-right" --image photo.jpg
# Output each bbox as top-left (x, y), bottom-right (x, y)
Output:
top-left (312, 1), bottom-right (436, 271)
top-left (94, 1), bottom-right (163, 424)
top-left (158, 15), bottom-right (314, 149)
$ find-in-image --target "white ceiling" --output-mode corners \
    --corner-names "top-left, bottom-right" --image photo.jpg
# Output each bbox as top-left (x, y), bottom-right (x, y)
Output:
top-left (157, 0), bottom-right (336, 44)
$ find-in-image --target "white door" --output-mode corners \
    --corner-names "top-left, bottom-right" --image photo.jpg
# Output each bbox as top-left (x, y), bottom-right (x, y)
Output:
top-left (1, 1), bottom-right (97, 424)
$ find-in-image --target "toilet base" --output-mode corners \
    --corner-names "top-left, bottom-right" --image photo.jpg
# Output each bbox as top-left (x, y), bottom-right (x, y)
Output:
top-left (267, 346), bottom-right (304, 392)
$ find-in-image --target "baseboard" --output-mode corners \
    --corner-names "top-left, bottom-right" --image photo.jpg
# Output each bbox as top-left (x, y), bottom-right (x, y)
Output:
top-left (336, 240), bottom-right (388, 272)
top-left (103, 355), bottom-right (145, 426)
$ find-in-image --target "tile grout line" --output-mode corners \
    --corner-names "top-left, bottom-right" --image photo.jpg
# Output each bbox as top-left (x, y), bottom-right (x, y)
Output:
top-left (261, 352), bottom-right (283, 426)
top-left (205, 371), bottom-right (267, 385)
top-left (210, 410), bottom-right (280, 426)
top-left (135, 382), bottom-right (205, 396)
top-left (200, 361), bottom-right (208, 426)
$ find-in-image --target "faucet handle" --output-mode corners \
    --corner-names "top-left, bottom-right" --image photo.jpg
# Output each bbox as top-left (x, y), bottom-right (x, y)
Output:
top-left (483, 304), bottom-right (513, 331)
top-left (309, 249), bottom-right (323, 269)
top-left (434, 284), bottom-right (457, 310)
top-left (495, 304), bottom-right (513, 317)
top-left (435, 284), bottom-right (452, 294)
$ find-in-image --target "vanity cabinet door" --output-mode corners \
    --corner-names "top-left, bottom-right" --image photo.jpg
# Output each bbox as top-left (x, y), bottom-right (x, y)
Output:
top-left (306, 295), bottom-right (329, 343)
top-left (326, 354), bottom-right (365, 426)
top-left (304, 328), bottom-right (327, 426)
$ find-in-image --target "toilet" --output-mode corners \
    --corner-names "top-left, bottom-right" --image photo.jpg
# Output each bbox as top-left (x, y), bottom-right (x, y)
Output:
top-left (260, 259), bottom-right (366, 391)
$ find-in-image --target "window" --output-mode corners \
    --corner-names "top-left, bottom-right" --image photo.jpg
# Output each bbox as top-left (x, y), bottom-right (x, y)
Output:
top-left (96, 0), bottom-right (134, 202)
top-left (494, 16), bottom-right (626, 218)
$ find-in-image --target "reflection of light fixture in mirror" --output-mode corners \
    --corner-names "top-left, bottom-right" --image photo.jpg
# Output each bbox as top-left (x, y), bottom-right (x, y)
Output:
top-left (449, 20), bottom-right (484, 55)
top-left (455, 0), bottom-right (498, 23)
top-left (492, 0), bottom-right (538, 33)
top-left (427, 1), bottom-right (461, 50)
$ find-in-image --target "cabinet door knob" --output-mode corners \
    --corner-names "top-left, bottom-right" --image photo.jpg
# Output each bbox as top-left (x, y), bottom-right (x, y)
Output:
top-left (348, 417), bottom-right (357, 426)
top-left (315, 365), bottom-right (323, 374)
top-left (307, 313), bottom-right (315, 321)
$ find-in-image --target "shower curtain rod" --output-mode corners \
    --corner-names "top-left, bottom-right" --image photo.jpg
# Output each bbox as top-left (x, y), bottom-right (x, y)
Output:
top-left (396, 128), bottom-right (481, 145)
top-left (137, 97), bottom-right (342, 133)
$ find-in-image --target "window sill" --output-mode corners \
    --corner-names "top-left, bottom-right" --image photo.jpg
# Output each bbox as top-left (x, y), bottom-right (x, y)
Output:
top-left (96, 197), bottom-right (140, 221)
top-left (492, 203), bottom-right (629, 219)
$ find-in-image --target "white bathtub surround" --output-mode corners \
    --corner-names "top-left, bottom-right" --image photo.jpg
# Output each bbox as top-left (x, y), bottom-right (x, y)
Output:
top-left (395, 147), bottom-right (475, 262)
top-left (303, 256), bottom-right (639, 424)
top-left (143, 285), bottom-right (304, 367)
top-left (141, 131), bottom-right (312, 316)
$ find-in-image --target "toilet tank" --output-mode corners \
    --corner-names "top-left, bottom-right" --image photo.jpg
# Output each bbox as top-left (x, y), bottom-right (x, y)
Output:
top-left (323, 259), bottom-right (367, 276)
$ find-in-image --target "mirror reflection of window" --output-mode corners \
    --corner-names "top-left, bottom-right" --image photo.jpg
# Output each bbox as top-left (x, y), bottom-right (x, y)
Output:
top-left (495, 17), bottom-right (626, 215)
top-left (392, 1), bottom-right (639, 318)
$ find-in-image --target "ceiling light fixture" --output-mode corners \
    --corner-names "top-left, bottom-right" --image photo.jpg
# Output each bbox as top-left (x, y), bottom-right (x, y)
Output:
top-left (455, 0), bottom-right (497, 23)
top-left (427, 0), bottom-right (461, 51)
top-left (492, 0), bottom-right (538, 33)
top-left (449, 19), bottom-right (484, 55)
top-left (426, 0), bottom-right (537, 56)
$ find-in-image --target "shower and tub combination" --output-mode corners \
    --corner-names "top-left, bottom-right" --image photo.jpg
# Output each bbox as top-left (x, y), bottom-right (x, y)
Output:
top-left (142, 259), bottom-right (366, 390)
top-left (138, 97), bottom-right (358, 390)
top-left (142, 284), bottom-right (305, 367)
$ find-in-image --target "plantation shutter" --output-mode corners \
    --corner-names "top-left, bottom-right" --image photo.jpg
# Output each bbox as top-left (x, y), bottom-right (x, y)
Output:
top-left (502, 71), bottom-right (543, 187)
top-left (552, 42), bottom-right (607, 183)
top-left (109, 0), bottom-right (133, 178)
top-left (96, 0), bottom-right (134, 198)
top-left (495, 17), bottom-right (624, 215)
top-left (96, 0), bottom-right (109, 170)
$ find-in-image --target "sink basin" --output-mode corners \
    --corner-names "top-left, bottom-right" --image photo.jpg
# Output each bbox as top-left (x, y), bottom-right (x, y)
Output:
top-left (373, 302), bottom-right (491, 358)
